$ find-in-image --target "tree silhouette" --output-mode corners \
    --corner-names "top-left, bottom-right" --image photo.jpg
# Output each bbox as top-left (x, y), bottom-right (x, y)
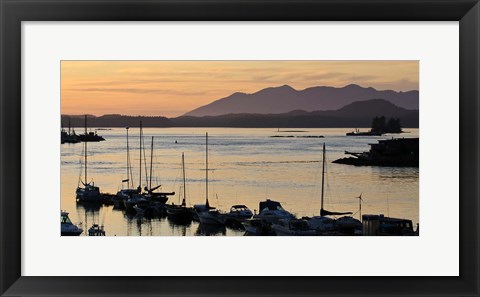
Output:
top-left (371, 116), bottom-right (402, 134)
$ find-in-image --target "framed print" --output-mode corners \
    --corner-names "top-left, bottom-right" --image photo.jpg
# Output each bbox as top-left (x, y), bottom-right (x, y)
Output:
top-left (0, 0), bottom-right (479, 296)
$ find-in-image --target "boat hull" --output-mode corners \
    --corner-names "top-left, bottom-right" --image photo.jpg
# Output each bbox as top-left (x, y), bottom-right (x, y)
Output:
top-left (167, 206), bottom-right (193, 224)
top-left (76, 186), bottom-right (103, 203)
top-left (271, 224), bottom-right (316, 236)
top-left (61, 231), bottom-right (83, 236)
top-left (198, 211), bottom-right (226, 225)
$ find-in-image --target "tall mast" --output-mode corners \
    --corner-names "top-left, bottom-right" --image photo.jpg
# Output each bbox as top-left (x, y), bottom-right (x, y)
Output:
top-left (182, 152), bottom-right (186, 206)
top-left (206, 132), bottom-right (209, 206)
top-left (84, 115), bottom-right (87, 184)
top-left (126, 127), bottom-right (130, 188)
top-left (320, 142), bottom-right (325, 215)
top-left (149, 136), bottom-right (153, 190)
top-left (139, 121), bottom-right (142, 189)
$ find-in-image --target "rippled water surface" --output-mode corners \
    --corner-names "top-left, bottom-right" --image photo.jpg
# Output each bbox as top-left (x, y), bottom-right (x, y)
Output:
top-left (61, 128), bottom-right (419, 236)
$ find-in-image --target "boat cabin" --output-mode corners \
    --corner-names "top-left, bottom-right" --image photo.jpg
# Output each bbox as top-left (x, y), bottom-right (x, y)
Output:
top-left (259, 199), bottom-right (285, 212)
top-left (88, 224), bottom-right (106, 236)
top-left (61, 211), bottom-right (73, 224)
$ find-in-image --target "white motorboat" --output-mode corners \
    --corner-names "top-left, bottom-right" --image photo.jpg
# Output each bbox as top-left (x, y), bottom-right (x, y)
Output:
top-left (242, 218), bottom-right (269, 235)
top-left (198, 209), bottom-right (227, 225)
top-left (272, 219), bottom-right (316, 236)
top-left (335, 216), bottom-right (362, 233)
top-left (306, 216), bottom-right (336, 232)
top-left (61, 211), bottom-right (83, 236)
top-left (226, 205), bottom-right (253, 220)
top-left (253, 199), bottom-right (295, 223)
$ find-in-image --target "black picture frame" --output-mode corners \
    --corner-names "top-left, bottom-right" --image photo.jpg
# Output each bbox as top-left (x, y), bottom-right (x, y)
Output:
top-left (1, 0), bottom-right (478, 296)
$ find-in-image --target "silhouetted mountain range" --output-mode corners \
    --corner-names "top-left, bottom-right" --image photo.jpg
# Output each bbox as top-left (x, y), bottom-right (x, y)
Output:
top-left (62, 99), bottom-right (418, 128)
top-left (183, 84), bottom-right (419, 117)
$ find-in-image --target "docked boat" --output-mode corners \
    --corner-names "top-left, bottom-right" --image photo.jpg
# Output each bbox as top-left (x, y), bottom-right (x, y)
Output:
top-left (242, 199), bottom-right (294, 235)
top-left (253, 199), bottom-right (295, 223)
top-left (76, 128), bottom-right (103, 203)
top-left (125, 193), bottom-right (148, 213)
top-left (272, 219), bottom-right (316, 236)
top-left (346, 128), bottom-right (382, 136)
top-left (115, 126), bottom-right (140, 209)
top-left (242, 218), bottom-right (273, 235)
top-left (336, 216), bottom-right (362, 234)
top-left (305, 215), bottom-right (336, 232)
top-left (195, 133), bottom-right (227, 225)
top-left (78, 115), bottom-right (105, 142)
top-left (61, 211), bottom-right (83, 236)
top-left (61, 118), bottom-right (80, 144)
top-left (166, 153), bottom-right (193, 223)
top-left (88, 224), bottom-right (106, 236)
top-left (143, 136), bottom-right (174, 204)
top-left (306, 143), bottom-right (360, 235)
top-left (198, 209), bottom-right (227, 225)
top-left (226, 205), bottom-right (253, 220)
top-left (225, 205), bottom-right (253, 228)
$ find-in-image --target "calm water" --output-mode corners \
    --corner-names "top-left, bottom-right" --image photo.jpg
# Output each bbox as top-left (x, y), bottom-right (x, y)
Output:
top-left (61, 128), bottom-right (419, 236)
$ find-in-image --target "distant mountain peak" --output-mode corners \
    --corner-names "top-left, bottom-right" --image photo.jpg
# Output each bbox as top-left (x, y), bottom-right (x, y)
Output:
top-left (279, 84), bottom-right (295, 89)
top-left (344, 83), bottom-right (363, 89)
top-left (253, 84), bottom-right (297, 96)
top-left (183, 83), bottom-right (419, 117)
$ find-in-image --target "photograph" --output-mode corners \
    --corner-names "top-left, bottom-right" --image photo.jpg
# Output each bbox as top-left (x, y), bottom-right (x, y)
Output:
top-left (60, 60), bottom-right (419, 237)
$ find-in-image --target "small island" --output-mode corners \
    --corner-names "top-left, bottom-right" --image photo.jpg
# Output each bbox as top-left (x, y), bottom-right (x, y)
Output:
top-left (347, 116), bottom-right (403, 136)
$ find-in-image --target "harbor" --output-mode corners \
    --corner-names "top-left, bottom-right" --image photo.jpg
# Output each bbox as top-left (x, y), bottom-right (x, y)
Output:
top-left (61, 127), bottom-right (419, 236)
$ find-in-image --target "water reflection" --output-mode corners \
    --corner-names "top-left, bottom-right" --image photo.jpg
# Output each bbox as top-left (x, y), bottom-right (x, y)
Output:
top-left (195, 224), bottom-right (227, 236)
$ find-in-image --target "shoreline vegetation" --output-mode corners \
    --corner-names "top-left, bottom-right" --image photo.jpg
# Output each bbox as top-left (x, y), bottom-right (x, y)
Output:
top-left (61, 99), bottom-right (419, 129)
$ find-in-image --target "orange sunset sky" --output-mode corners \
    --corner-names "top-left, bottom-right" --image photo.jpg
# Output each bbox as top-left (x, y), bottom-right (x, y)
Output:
top-left (61, 61), bottom-right (419, 117)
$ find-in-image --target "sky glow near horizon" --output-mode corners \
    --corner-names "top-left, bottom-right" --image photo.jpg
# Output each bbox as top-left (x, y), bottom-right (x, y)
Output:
top-left (61, 61), bottom-right (419, 117)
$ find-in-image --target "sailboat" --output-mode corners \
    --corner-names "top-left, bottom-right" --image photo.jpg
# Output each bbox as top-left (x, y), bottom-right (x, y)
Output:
top-left (124, 121), bottom-right (148, 212)
top-left (76, 122), bottom-right (102, 203)
top-left (166, 153), bottom-right (193, 223)
top-left (143, 136), bottom-right (174, 204)
top-left (61, 117), bottom-right (80, 144)
top-left (306, 143), bottom-right (361, 234)
top-left (196, 133), bottom-right (227, 225)
top-left (115, 126), bottom-right (140, 209)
